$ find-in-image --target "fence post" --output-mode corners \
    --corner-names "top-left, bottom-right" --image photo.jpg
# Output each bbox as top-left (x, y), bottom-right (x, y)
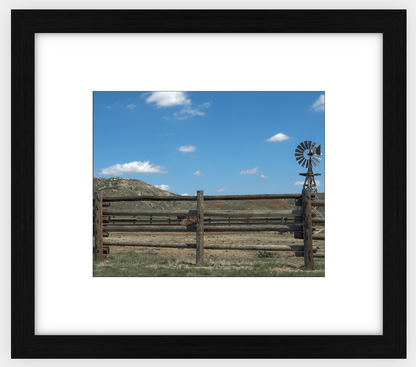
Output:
top-left (196, 190), bottom-right (205, 265)
top-left (302, 189), bottom-right (314, 269)
top-left (95, 191), bottom-right (104, 261)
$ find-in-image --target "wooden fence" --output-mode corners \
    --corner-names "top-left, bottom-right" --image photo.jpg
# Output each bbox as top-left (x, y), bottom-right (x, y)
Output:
top-left (93, 190), bottom-right (325, 269)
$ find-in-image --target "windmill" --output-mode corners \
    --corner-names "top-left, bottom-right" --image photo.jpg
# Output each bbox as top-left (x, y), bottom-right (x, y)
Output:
top-left (295, 141), bottom-right (324, 218)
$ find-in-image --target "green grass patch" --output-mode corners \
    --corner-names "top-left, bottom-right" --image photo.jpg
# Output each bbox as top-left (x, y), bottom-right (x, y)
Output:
top-left (93, 250), bottom-right (325, 277)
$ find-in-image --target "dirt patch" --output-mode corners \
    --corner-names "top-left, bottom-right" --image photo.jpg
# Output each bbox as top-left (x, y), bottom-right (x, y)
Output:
top-left (208, 203), bottom-right (231, 209)
top-left (243, 199), bottom-right (268, 204)
top-left (103, 231), bottom-right (324, 264)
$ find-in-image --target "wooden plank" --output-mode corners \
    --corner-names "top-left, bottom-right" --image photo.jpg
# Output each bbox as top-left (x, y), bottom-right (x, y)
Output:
top-left (103, 209), bottom-right (303, 218)
top-left (204, 224), bottom-right (302, 232)
top-left (102, 193), bottom-right (311, 202)
top-left (294, 216), bottom-right (323, 225)
top-left (104, 225), bottom-right (197, 232)
top-left (204, 209), bottom-right (302, 218)
top-left (302, 189), bottom-right (314, 269)
top-left (104, 209), bottom-right (198, 216)
top-left (196, 190), bottom-right (204, 265)
top-left (294, 232), bottom-right (325, 241)
top-left (103, 224), bottom-right (302, 233)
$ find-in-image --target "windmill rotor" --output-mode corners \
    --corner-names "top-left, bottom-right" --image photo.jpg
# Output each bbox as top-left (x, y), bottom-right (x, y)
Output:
top-left (294, 141), bottom-right (322, 169)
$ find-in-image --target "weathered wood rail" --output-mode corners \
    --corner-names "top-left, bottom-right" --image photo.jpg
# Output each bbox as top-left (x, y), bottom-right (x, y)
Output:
top-left (93, 190), bottom-right (324, 269)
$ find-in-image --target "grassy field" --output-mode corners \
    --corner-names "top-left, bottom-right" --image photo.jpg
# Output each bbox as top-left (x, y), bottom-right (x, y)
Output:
top-left (93, 248), bottom-right (325, 277)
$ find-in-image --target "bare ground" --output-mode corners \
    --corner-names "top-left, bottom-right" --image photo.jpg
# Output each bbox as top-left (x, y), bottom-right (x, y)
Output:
top-left (103, 231), bottom-right (325, 264)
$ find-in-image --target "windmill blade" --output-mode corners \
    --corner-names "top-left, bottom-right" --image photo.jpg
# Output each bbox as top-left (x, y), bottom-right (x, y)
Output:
top-left (311, 142), bottom-right (316, 151)
top-left (301, 142), bottom-right (308, 150)
top-left (296, 156), bottom-right (304, 162)
top-left (312, 160), bottom-right (317, 167)
top-left (295, 153), bottom-right (303, 158)
top-left (307, 141), bottom-right (312, 149)
top-left (303, 141), bottom-right (309, 150)
top-left (312, 155), bottom-right (321, 162)
top-left (301, 159), bottom-right (306, 167)
top-left (296, 144), bottom-right (305, 151)
top-left (312, 157), bottom-right (320, 165)
top-left (295, 148), bottom-right (304, 154)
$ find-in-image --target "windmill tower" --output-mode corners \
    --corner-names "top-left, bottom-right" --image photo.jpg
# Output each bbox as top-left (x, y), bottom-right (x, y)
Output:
top-left (295, 141), bottom-right (324, 218)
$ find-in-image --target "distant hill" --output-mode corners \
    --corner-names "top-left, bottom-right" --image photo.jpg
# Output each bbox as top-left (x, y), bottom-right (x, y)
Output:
top-left (93, 177), bottom-right (195, 211)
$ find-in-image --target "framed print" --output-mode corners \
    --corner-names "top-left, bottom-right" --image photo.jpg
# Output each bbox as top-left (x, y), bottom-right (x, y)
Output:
top-left (11, 10), bottom-right (406, 358)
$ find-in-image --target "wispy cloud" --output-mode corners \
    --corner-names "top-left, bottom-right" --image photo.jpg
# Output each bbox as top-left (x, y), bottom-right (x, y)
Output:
top-left (240, 167), bottom-right (258, 175)
top-left (178, 145), bottom-right (196, 153)
top-left (260, 174), bottom-right (268, 179)
top-left (217, 187), bottom-right (226, 193)
top-left (181, 193), bottom-right (190, 196)
top-left (199, 102), bottom-right (211, 109)
top-left (266, 133), bottom-right (291, 142)
top-left (155, 184), bottom-right (171, 191)
top-left (145, 92), bottom-right (191, 108)
top-left (99, 161), bottom-right (167, 175)
top-left (161, 116), bottom-right (170, 121)
top-left (193, 170), bottom-right (202, 176)
top-left (126, 103), bottom-right (137, 110)
top-left (294, 180), bottom-right (322, 186)
top-left (311, 94), bottom-right (324, 112)
top-left (140, 92), bottom-right (150, 99)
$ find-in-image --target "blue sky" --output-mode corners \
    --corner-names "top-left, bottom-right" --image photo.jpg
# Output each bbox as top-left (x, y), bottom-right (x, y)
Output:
top-left (93, 91), bottom-right (324, 196)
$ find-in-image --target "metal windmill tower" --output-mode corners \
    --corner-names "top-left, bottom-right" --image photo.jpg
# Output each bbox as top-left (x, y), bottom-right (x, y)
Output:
top-left (295, 141), bottom-right (324, 218)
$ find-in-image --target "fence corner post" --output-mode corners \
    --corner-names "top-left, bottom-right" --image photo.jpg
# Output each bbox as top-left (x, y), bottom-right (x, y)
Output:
top-left (196, 190), bottom-right (204, 265)
top-left (302, 189), bottom-right (314, 269)
top-left (95, 191), bottom-right (104, 262)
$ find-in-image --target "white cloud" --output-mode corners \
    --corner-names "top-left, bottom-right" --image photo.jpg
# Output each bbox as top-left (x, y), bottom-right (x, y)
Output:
top-left (217, 187), bottom-right (226, 193)
top-left (193, 170), bottom-right (202, 176)
top-left (294, 180), bottom-right (322, 187)
top-left (99, 161), bottom-right (167, 175)
top-left (106, 106), bottom-right (111, 109)
top-left (126, 103), bottom-right (137, 110)
top-left (260, 174), bottom-right (268, 179)
top-left (240, 167), bottom-right (258, 175)
top-left (145, 92), bottom-right (191, 108)
top-left (161, 116), bottom-right (170, 121)
top-left (199, 102), bottom-right (211, 109)
top-left (155, 184), bottom-right (171, 191)
top-left (266, 133), bottom-right (291, 142)
top-left (140, 92), bottom-right (150, 99)
top-left (178, 145), bottom-right (196, 153)
top-left (181, 193), bottom-right (190, 196)
top-left (311, 94), bottom-right (325, 112)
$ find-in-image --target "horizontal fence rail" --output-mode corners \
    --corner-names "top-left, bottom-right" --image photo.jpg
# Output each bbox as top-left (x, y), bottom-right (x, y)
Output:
top-left (93, 189), bottom-right (324, 269)
top-left (102, 193), bottom-right (314, 202)
top-left (103, 209), bottom-right (302, 217)
top-left (103, 224), bottom-right (303, 233)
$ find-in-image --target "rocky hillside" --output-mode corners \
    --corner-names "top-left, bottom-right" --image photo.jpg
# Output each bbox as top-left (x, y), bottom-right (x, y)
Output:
top-left (93, 177), bottom-right (196, 211)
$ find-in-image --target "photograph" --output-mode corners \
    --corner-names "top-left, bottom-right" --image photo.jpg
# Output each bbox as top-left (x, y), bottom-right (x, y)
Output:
top-left (93, 91), bottom-right (325, 276)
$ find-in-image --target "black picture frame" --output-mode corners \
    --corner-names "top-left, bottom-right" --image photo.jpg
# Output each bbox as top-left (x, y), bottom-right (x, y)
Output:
top-left (11, 10), bottom-right (406, 358)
